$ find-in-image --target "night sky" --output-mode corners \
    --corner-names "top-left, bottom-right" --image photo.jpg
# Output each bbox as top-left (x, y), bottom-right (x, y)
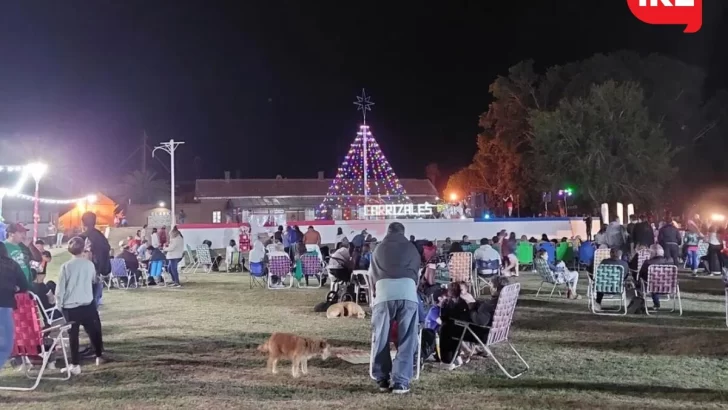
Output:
top-left (0, 1), bottom-right (726, 190)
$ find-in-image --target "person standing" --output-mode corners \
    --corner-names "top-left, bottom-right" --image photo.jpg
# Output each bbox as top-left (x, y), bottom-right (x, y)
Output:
top-left (178, 210), bottom-right (186, 224)
top-left (632, 214), bottom-right (655, 248)
top-left (151, 228), bottom-right (160, 248)
top-left (159, 226), bottom-right (168, 248)
top-left (657, 218), bottom-right (682, 265)
top-left (164, 227), bottom-right (185, 287)
top-left (46, 221), bottom-right (57, 248)
top-left (583, 214), bottom-right (593, 241)
top-left (369, 222), bottom-right (420, 394)
top-left (56, 237), bottom-right (105, 374)
top-left (0, 242), bottom-right (30, 369)
top-left (303, 226), bottom-right (321, 246)
top-left (3, 223), bottom-right (33, 284)
top-left (79, 212), bottom-right (111, 307)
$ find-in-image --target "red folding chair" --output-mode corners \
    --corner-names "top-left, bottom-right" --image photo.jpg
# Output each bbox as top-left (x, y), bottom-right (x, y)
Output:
top-left (0, 293), bottom-right (73, 391)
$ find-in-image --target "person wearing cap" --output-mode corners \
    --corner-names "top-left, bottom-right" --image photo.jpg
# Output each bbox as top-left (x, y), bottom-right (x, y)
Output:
top-left (0, 242), bottom-right (30, 369)
top-left (4, 223), bottom-right (32, 284)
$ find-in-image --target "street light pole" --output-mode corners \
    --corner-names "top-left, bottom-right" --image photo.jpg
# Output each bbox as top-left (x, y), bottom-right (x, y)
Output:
top-left (152, 139), bottom-right (184, 227)
top-left (27, 163), bottom-right (48, 242)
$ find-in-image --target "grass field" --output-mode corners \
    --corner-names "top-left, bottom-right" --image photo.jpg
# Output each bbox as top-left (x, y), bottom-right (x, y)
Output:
top-left (2, 252), bottom-right (728, 409)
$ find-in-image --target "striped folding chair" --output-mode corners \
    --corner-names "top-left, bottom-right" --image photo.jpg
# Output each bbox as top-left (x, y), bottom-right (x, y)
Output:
top-left (448, 252), bottom-right (477, 296)
top-left (0, 293), bottom-right (73, 392)
top-left (301, 253), bottom-right (325, 288)
top-left (475, 259), bottom-right (501, 295)
top-left (268, 255), bottom-right (293, 289)
top-left (450, 283), bottom-right (529, 378)
top-left (590, 264), bottom-right (627, 315)
top-left (183, 244), bottom-right (199, 273)
top-left (534, 257), bottom-right (566, 299)
top-left (195, 246), bottom-right (213, 273)
top-left (643, 264), bottom-right (682, 316)
top-left (110, 258), bottom-right (137, 289)
top-left (593, 248), bottom-right (611, 273)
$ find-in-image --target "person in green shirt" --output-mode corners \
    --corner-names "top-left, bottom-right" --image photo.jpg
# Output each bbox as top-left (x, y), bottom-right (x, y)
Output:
top-left (4, 223), bottom-right (32, 284)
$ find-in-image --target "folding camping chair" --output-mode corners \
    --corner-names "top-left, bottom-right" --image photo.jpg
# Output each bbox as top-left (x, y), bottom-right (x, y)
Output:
top-left (29, 292), bottom-right (64, 327)
top-left (300, 253), bottom-right (325, 287)
top-left (643, 264), bottom-right (682, 316)
top-left (195, 246), bottom-right (213, 273)
top-left (537, 242), bottom-right (556, 266)
top-left (449, 283), bottom-right (529, 379)
top-left (631, 248), bottom-right (651, 276)
top-left (534, 257), bottom-right (568, 299)
top-left (109, 258), bottom-right (138, 289)
top-left (0, 293), bottom-right (73, 392)
top-left (515, 242), bottom-right (534, 271)
top-left (268, 255), bottom-right (293, 289)
top-left (475, 259), bottom-right (501, 295)
top-left (249, 262), bottom-right (266, 288)
top-left (225, 251), bottom-right (242, 272)
top-left (369, 324), bottom-right (423, 382)
top-left (353, 270), bottom-right (371, 305)
top-left (593, 248), bottom-right (611, 273)
top-left (448, 252), bottom-right (477, 297)
top-left (183, 244), bottom-right (199, 273)
top-left (578, 241), bottom-right (596, 270)
top-left (589, 264), bottom-right (627, 315)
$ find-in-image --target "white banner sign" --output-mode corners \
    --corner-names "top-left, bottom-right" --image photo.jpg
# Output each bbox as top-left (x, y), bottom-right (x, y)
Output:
top-left (362, 203), bottom-right (434, 218)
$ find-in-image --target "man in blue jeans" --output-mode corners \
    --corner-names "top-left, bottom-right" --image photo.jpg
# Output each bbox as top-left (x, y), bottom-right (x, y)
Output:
top-left (369, 222), bottom-right (421, 394)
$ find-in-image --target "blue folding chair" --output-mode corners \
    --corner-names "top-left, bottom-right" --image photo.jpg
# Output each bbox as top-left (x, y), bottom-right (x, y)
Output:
top-left (578, 241), bottom-right (596, 269)
top-left (249, 262), bottom-right (266, 289)
top-left (537, 242), bottom-right (556, 265)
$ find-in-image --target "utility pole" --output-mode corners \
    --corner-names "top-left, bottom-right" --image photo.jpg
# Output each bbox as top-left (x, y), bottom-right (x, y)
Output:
top-left (142, 131), bottom-right (148, 173)
top-left (152, 139), bottom-right (184, 227)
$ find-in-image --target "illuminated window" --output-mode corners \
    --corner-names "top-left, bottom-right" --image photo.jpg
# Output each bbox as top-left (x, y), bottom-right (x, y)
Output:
top-left (212, 211), bottom-right (221, 223)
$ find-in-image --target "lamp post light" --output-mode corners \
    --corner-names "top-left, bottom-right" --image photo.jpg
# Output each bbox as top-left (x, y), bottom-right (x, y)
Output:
top-left (558, 188), bottom-right (573, 217)
top-left (26, 163), bottom-right (48, 242)
top-left (152, 140), bottom-right (184, 227)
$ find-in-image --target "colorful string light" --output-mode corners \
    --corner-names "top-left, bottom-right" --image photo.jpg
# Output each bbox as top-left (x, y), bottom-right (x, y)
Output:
top-left (317, 123), bottom-right (411, 219)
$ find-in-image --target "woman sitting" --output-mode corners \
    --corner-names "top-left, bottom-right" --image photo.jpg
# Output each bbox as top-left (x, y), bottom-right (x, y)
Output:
top-left (537, 249), bottom-right (580, 299)
top-left (439, 277), bottom-right (509, 370)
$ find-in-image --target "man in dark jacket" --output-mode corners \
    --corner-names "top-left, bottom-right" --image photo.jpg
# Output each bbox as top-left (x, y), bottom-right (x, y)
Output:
top-left (369, 222), bottom-right (420, 395)
top-left (632, 215), bottom-right (655, 248)
top-left (657, 219), bottom-right (681, 265)
top-left (79, 212), bottom-right (111, 306)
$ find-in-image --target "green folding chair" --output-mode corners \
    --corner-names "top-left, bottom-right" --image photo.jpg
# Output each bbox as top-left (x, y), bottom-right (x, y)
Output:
top-left (515, 242), bottom-right (534, 271)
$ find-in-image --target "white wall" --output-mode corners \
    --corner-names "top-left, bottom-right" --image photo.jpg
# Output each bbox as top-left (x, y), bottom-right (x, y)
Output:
top-left (179, 218), bottom-right (600, 249)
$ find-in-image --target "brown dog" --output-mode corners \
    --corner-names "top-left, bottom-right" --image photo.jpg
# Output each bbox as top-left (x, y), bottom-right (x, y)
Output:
top-left (258, 332), bottom-right (330, 377)
top-left (326, 301), bottom-right (366, 319)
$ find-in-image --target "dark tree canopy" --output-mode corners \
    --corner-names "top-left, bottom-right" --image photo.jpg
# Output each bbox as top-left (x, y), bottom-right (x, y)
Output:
top-left (449, 50), bottom-right (726, 211)
top-left (529, 81), bottom-right (675, 207)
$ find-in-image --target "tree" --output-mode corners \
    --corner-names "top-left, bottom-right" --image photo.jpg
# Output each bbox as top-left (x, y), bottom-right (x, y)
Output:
top-left (529, 81), bottom-right (675, 207)
top-left (114, 170), bottom-right (170, 205)
top-left (445, 134), bottom-right (523, 209)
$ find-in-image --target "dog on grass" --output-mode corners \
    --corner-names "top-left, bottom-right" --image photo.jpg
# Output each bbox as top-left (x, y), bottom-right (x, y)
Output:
top-left (326, 301), bottom-right (366, 319)
top-left (258, 332), bottom-right (330, 377)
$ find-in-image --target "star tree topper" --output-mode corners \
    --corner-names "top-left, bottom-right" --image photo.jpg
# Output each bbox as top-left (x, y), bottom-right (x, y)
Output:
top-left (353, 88), bottom-right (375, 123)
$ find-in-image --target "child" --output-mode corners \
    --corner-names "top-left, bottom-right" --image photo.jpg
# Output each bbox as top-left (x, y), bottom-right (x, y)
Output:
top-left (226, 239), bottom-right (239, 271)
top-left (425, 288), bottom-right (447, 332)
top-left (56, 237), bottom-right (105, 375)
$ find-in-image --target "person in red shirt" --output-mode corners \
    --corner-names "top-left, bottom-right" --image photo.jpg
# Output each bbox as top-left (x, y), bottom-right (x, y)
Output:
top-left (159, 226), bottom-right (168, 248)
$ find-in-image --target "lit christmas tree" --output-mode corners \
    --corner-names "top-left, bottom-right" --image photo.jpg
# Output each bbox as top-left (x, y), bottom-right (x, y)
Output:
top-left (317, 90), bottom-right (411, 219)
